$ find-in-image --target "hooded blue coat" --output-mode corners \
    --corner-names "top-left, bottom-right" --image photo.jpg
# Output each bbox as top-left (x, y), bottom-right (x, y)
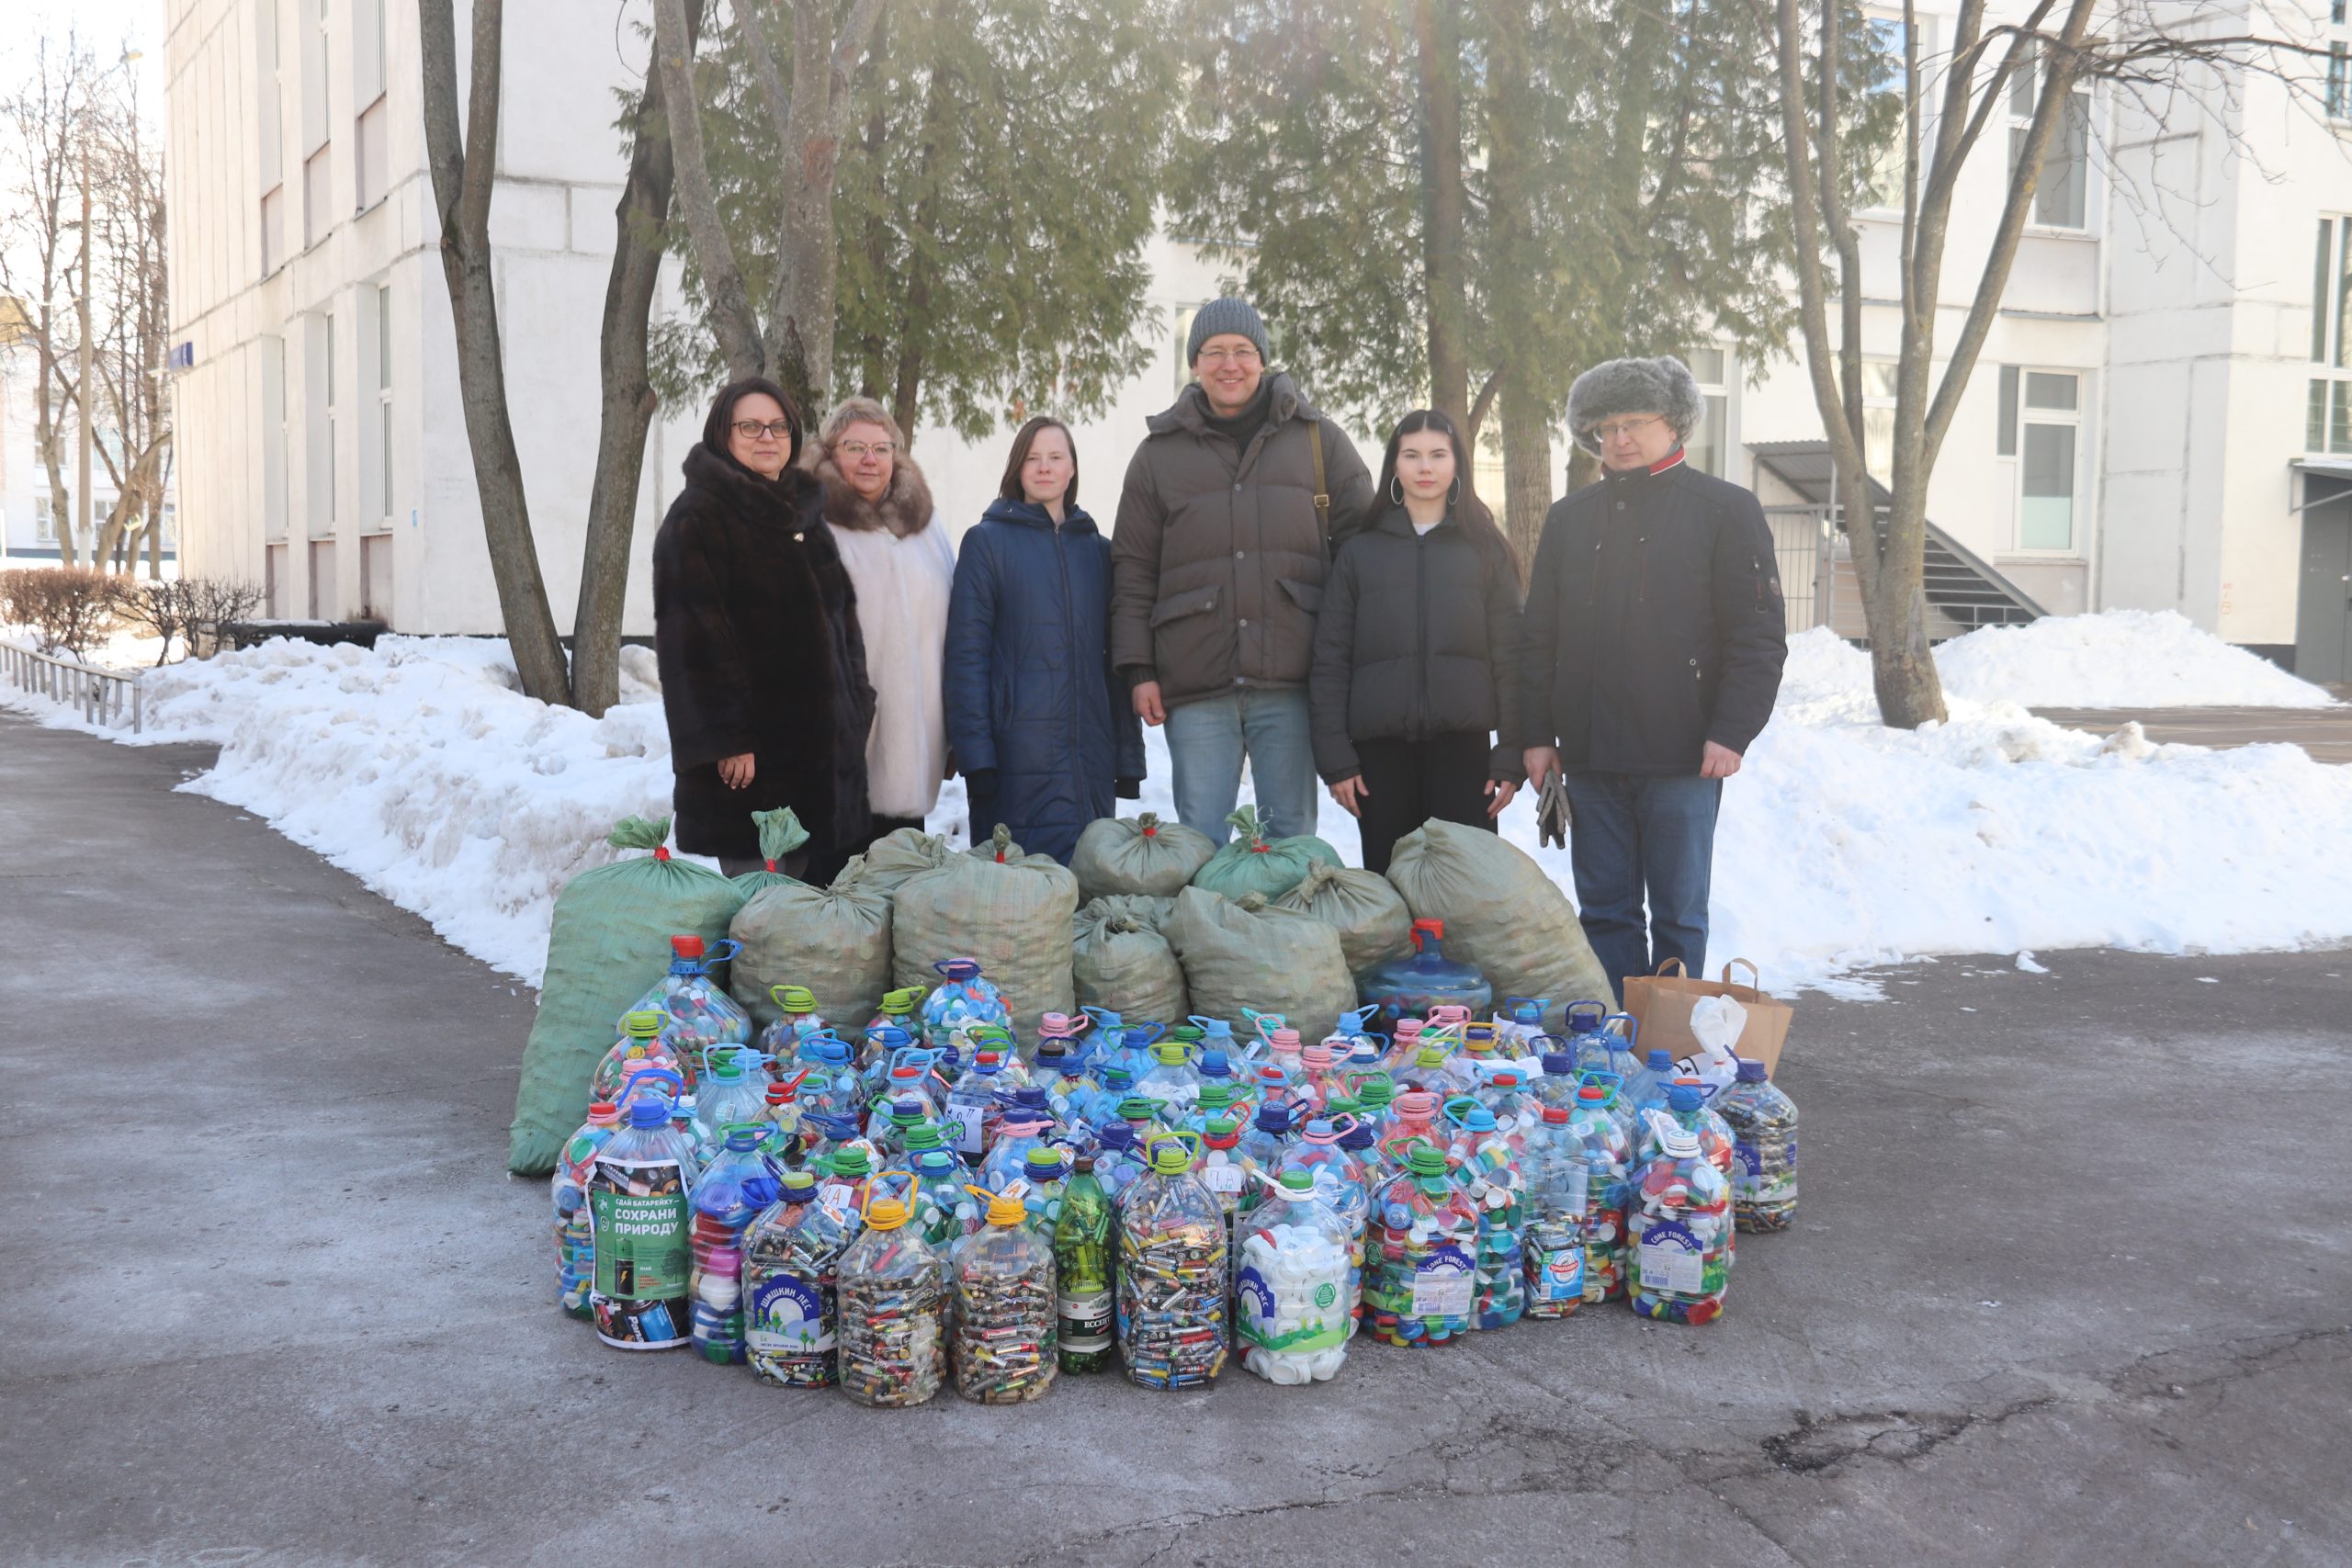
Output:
top-left (944, 496), bottom-right (1147, 863)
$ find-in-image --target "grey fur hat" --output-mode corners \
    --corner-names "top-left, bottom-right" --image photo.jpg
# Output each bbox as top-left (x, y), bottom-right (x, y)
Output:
top-left (1187, 297), bottom-right (1270, 365)
top-left (1566, 355), bottom-right (1704, 455)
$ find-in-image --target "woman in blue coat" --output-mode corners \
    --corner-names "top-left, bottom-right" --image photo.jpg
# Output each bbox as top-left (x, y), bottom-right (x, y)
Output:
top-left (945, 417), bottom-right (1147, 864)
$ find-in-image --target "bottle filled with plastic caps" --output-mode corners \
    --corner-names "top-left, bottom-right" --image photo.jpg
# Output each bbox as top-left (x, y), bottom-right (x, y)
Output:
top-left (1235, 1169), bottom-right (1352, 1384)
top-left (1442, 1101), bottom-right (1527, 1330)
top-left (691, 1048), bottom-right (772, 1161)
top-left (1635, 1081), bottom-right (1736, 1178)
top-left (1363, 1143), bottom-right (1480, 1348)
top-left (835, 1185), bottom-right (949, 1407)
top-left (591, 1010), bottom-right (692, 1103)
top-left (1116, 1134), bottom-right (1230, 1389)
top-left (755, 984), bottom-right (829, 1061)
top-left (907, 1146), bottom-right (985, 1255)
top-left (1493, 996), bottom-right (1552, 1055)
top-left (551, 1100), bottom-right (620, 1318)
top-left (922, 958), bottom-right (1012, 1048)
top-left (979, 1089), bottom-right (1058, 1191)
top-left (952, 1185), bottom-right (1057, 1404)
top-left (1091, 1122), bottom-right (1148, 1206)
top-left (627, 935), bottom-right (751, 1081)
top-left (1052, 1156), bottom-right (1115, 1374)
top-left (1276, 1118), bottom-right (1371, 1341)
top-left (585, 1097), bottom-right (702, 1350)
top-left (1713, 1057), bottom-right (1799, 1233)
top-left (741, 1169), bottom-right (851, 1386)
top-left (1627, 1110), bottom-right (1734, 1325)
top-left (1136, 1038), bottom-right (1204, 1126)
top-left (1566, 1083), bottom-right (1632, 1302)
top-left (688, 1130), bottom-right (772, 1362)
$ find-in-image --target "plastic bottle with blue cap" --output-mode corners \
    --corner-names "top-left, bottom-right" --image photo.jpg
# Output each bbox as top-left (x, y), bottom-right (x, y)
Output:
top-left (741, 1168), bottom-right (852, 1385)
top-left (1136, 1037), bottom-right (1204, 1125)
top-left (692, 1047), bottom-right (772, 1160)
top-left (978, 1088), bottom-right (1057, 1192)
top-left (1635, 1080), bottom-right (1736, 1177)
top-left (1493, 995), bottom-right (1552, 1055)
top-left (1520, 1106), bottom-right (1588, 1317)
top-left (944, 1046), bottom-right (1011, 1162)
top-left (1360, 918), bottom-right (1493, 1026)
top-left (921, 957), bottom-right (1011, 1048)
top-left (1566, 1082), bottom-right (1632, 1301)
top-left (1442, 1100), bottom-right (1527, 1329)
top-left (551, 1100), bottom-right (620, 1318)
top-left (585, 1096), bottom-right (700, 1349)
top-left (1713, 1057), bottom-right (1799, 1233)
top-left (688, 1128), bottom-right (772, 1362)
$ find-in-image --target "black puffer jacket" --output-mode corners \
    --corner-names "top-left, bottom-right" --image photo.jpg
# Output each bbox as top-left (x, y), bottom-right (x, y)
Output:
top-left (1516, 454), bottom-right (1785, 775)
top-left (652, 444), bottom-right (876, 862)
top-left (1307, 503), bottom-right (1524, 784)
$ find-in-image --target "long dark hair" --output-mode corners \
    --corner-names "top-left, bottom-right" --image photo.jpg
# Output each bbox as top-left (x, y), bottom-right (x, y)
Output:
top-left (999, 416), bottom-right (1080, 509)
top-left (1375, 409), bottom-right (1518, 571)
top-left (703, 376), bottom-right (806, 478)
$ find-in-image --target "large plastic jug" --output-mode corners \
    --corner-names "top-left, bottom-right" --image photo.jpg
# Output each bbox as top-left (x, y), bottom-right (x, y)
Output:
top-left (627, 935), bottom-right (750, 1080)
top-left (1627, 1110), bottom-right (1734, 1325)
top-left (688, 1130), bottom-right (772, 1363)
top-left (952, 1186), bottom-right (1057, 1403)
top-left (1359, 918), bottom-right (1492, 1026)
top-left (585, 1097), bottom-right (701, 1350)
top-left (921, 958), bottom-right (1011, 1047)
top-left (1115, 1134), bottom-right (1230, 1389)
top-left (835, 1187), bottom-right (948, 1407)
top-left (550, 1100), bottom-right (620, 1318)
top-left (1442, 1102), bottom-right (1527, 1330)
top-left (1713, 1058), bottom-right (1799, 1233)
top-left (1520, 1107), bottom-right (1588, 1318)
top-left (741, 1168), bottom-right (851, 1385)
top-left (1363, 1143), bottom-right (1480, 1348)
top-left (1235, 1169), bottom-right (1352, 1384)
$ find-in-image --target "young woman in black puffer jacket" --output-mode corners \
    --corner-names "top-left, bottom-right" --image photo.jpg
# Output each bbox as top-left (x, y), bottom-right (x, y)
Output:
top-left (1307, 408), bottom-right (1523, 874)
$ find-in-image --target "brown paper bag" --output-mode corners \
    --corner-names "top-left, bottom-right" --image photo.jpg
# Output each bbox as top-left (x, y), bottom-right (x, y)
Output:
top-left (1620, 958), bottom-right (1794, 1077)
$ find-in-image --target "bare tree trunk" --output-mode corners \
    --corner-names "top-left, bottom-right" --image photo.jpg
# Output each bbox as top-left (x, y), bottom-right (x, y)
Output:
top-left (889, 0), bottom-right (959, 443)
top-left (655, 0), bottom-right (765, 384)
top-left (419, 0), bottom-right (573, 707)
top-left (144, 481), bottom-right (161, 579)
top-left (572, 0), bottom-right (706, 718)
top-left (1483, 0), bottom-right (1545, 571)
top-left (1411, 0), bottom-right (1468, 430)
top-left (771, 0), bottom-right (888, 412)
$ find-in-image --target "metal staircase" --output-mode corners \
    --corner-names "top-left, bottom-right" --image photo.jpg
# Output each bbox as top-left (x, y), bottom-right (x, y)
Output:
top-left (1748, 440), bottom-right (2046, 638)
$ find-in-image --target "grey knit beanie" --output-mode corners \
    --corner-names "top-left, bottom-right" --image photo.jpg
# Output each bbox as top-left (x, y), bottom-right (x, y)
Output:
top-left (1186, 297), bottom-right (1270, 365)
top-left (1566, 355), bottom-right (1705, 455)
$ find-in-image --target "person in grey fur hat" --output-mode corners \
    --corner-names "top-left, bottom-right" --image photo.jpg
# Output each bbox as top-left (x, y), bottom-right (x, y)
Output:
top-left (1514, 354), bottom-right (1788, 999)
top-left (1110, 296), bottom-right (1374, 842)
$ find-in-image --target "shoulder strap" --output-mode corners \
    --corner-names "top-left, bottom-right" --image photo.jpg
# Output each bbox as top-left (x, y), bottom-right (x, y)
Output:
top-left (1307, 418), bottom-right (1331, 556)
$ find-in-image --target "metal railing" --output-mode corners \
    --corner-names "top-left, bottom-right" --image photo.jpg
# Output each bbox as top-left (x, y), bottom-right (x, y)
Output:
top-left (1762, 504), bottom-right (1838, 634)
top-left (0, 639), bottom-right (143, 733)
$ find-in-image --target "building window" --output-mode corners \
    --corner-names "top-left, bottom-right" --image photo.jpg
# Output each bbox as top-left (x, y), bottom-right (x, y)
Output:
top-left (1682, 346), bottom-right (1731, 477)
top-left (376, 283), bottom-right (394, 522)
top-left (263, 334), bottom-right (288, 539)
top-left (2312, 216), bottom-right (2352, 454)
top-left (1862, 358), bottom-right (1898, 481)
top-left (34, 495), bottom-right (55, 544)
top-left (306, 312), bottom-right (336, 534)
top-left (2009, 41), bottom-right (2091, 231)
top-left (1171, 304), bottom-right (1203, 395)
top-left (355, 0), bottom-right (389, 209)
top-left (258, 0), bottom-right (286, 276)
top-left (1996, 368), bottom-right (2081, 552)
top-left (1861, 15), bottom-right (1926, 213)
top-left (301, 0), bottom-right (331, 246)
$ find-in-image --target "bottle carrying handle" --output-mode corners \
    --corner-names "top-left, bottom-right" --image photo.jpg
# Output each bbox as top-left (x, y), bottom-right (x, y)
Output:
top-left (615, 1064), bottom-right (685, 1111)
top-left (1080, 1006), bottom-right (1123, 1034)
top-left (1143, 1128), bottom-right (1202, 1166)
top-left (693, 938), bottom-right (741, 971)
top-left (1241, 1008), bottom-right (1287, 1043)
top-left (1601, 1012), bottom-right (1639, 1049)
top-left (1565, 999), bottom-right (1607, 1032)
top-left (1123, 1020), bottom-right (1167, 1050)
top-left (1338, 1003), bottom-right (1381, 1037)
top-left (861, 1170), bottom-right (914, 1224)
top-left (1301, 1111), bottom-right (1360, 1145)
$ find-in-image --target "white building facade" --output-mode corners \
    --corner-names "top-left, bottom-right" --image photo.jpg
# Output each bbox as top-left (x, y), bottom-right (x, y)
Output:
top-left (163, 0), bottom-right (2352, 679)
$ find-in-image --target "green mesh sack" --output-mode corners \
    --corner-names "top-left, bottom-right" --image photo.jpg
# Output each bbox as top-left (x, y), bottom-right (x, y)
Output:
top-left (839, 826), bottom-right (954, 895)
top-left (889, 851), bottom-right (1080, 1042)
top-left (1071, 895), bottom-right (1187, 1023)
top-left (1070, 812), bottom-right (1216, 901)
top-left (728, 808), bottom-right (811, 900)
top-left (508, 816), bottom-right (745, 1175)
top-left (1189, 805), bottom-right (1342, 903)
top-left (1162, 886), bottom-right (1354, 1043)
top-left (1272, 859), bottom-right (1414, 980)
top-left (729, 874), bottom-right (893, 1031)
top-left (1385, 818), bottom-right (1616, 1013)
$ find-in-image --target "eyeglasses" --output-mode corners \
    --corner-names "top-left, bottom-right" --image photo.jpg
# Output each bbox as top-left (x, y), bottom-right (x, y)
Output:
top-left (1195, 346), bottom-right (1261, 367)
top-left (730, 420), bottom-right (793, 440)
top-left (1592, 415), bottom-right (1665, 442)
top-left (836, 440), bottom-right (897, 459)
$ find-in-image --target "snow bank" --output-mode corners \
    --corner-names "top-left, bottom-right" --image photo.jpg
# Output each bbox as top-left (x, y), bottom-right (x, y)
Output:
top-left (1933, 610), bottom-right (2336, 709)
top-left (6, 611), bottom-right (2349, 995)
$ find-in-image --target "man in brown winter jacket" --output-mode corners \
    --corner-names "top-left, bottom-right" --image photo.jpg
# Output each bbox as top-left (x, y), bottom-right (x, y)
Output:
top-left (1110, 298), bottom-right (1375, 841)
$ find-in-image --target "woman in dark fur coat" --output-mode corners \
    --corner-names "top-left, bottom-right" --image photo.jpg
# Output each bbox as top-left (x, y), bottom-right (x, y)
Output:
top-left (652, 378), bottom-right (876, 879)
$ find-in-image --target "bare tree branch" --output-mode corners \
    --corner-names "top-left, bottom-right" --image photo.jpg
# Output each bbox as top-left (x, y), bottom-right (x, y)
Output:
top-left (654, 0), bottom-right (765, 380)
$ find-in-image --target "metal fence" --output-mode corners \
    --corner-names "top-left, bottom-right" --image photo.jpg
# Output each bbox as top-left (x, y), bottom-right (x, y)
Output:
top-left (0, 639), bottom-right (143, 733)
top-left (1763, 504), bottom-right (1838, 634)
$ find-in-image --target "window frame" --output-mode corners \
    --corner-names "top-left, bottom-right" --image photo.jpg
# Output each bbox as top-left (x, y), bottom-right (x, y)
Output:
top-left (1858, 11), bottom-right (1932, 219)
top-left (2007, 41), bottom-right (2095, 234)
top-left (2000, 366), bottom-right (2085, 557)
top-left (2310, 215), bottom-right (2352, 457)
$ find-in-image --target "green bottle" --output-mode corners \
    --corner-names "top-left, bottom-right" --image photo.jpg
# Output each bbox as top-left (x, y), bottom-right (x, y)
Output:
top-left (1053, 1156), bottom-right (1114, 1372)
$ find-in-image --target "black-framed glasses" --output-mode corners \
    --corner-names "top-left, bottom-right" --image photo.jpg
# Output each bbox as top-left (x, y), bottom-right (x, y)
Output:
top-left (731, 419), bottom-right (794, 439)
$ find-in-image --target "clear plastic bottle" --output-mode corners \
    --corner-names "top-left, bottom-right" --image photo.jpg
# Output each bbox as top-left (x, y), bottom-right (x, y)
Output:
top-left (1476, 1067), bottom-right (1542, 1142)
top-left (1053, 1156), bottom-right (1116, 1375)
top-left (1136, 1038), bottom-right (1204, 1126)
top-left (628, 935), bottom-right (751, 1080)
top-left (551, 1100), bottom-right (620, 1318)
top-left (1072, 1063), bottom-right (1137, 1134)
top-left (585, 1097), bottom-right (702, 1349)
top-left (952, 1186), bottom-right (1058, 1403)
top-left (1363, 1143), bottom-right (1481, 1348)
top-left (1097, 1012), bottom-right (1167, 1086)
top-left (1380, 1015), bottom-right (1427, 1074)
top-left (754, 984), bottom-right (828, 1061)
top-left (757, 1082), bottom-right (803, 1169)
top-left (922, 958), bottom-right (1012, 1048)
top-left (1235, 1169), bottom-right (1352, 1384)
top-left (1195, 1116), bottom-right (1247, 1245)
top-left (591, 1009), bottom-right (691, 1102)
top-left (1116, 1134), bottom-right (1229, 1389)
top-left (1016, 1146), bottom-right (1070, 1235)
top-left (1360, 918), bottom-right (1493, 1026)
top-left (865, 986), bottom-right (928, 1046)
top-left (813, 1142), bottom-right (880, 1239)
top-left (1635, 1081), bottom-right (1736, 1178)
top-left (742, 1168), bottom-right (852, 1386)
top-left (1036, 1041), bottom-right (1095, 1145)
top-left (1374, 1088), bottom-right (1443, 1179)
top-left (691, 1049), bottom-right (771, 1161)
top-left (1713, 1058), bottom-right (1799, 1233)
top-left (870, 1101), bottom-right (942, 1162)
top-left (1035, 1011), bottom-right (1090, 1074)
top-left (979, 1090), bottom-right (1057, 1192)
top-left (1627, 1110), bottom-right (1734, 1325)
top-left (1181, 1080), bottom-right (1243, 1142)
top-left (1442, 1102), bottom-right (1527, 1329)
top-left (1321, 1005), bottom-right (1384, 1070)
top-left (1278, 1118), bottom-right (1372, 1339)
top-left (1520, 1107), bottom-right (1589, 1319)
top-left (907, 1146), bottom-right (984, 1255)
top-left (1566, 1083), bottom-right (1633, 1302)
top-left (1399, 1043), bottom-right (1473, 1102)
top-left (1234, 1102), bottom-right (1299, 1235)
top-left (1091, 1122), bottom-right (1148, 1206)
top-left (836, 1187), bottom-right (949, 1407)
top-left (863, 1043), bottom-right (947, 1131)
top-left (688, 1130), bottom-right (772, 1363)
top-left (1532, 1038), bottom-right (1583, 1112)
top-left (1493, 996), bottom-right (1552, 1056)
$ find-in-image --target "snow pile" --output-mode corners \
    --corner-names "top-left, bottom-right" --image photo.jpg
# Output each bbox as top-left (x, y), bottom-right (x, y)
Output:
top-left (1933, 610), bottom-right (2336, 709)
top-left (5, 610), bottom-right (2350, 994)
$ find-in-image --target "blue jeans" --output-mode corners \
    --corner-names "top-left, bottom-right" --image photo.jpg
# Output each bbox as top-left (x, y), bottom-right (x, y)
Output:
top-left (1163, 686), bottom-right (1320, 843)
top-left (1561, 771), bottom-right (1723, 998)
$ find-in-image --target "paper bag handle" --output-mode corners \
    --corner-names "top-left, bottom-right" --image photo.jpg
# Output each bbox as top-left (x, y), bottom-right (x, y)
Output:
top-left (1651, 958), bottom-right (1688, 978)
top-left (1721, 958), bottom-right (1760, 988)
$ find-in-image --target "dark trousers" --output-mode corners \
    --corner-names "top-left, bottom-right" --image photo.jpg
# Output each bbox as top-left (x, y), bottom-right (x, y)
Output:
top-left (1560, 770), bottom-right (1722, 998)
top-left (1352, 732), bottom-right (1497, 874)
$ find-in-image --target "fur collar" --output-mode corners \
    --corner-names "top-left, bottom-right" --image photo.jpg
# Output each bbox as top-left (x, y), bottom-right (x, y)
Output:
top-left (807, 446), bottom-right (936, 538)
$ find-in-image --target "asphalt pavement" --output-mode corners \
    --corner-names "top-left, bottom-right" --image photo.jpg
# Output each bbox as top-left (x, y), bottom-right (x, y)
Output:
top-left (3, 709), bottom-right (2347, 1568)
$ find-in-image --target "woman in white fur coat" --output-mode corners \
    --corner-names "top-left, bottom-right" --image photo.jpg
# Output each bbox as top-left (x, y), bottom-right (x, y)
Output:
top-left (806, 397), bottom-right (957, 855)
